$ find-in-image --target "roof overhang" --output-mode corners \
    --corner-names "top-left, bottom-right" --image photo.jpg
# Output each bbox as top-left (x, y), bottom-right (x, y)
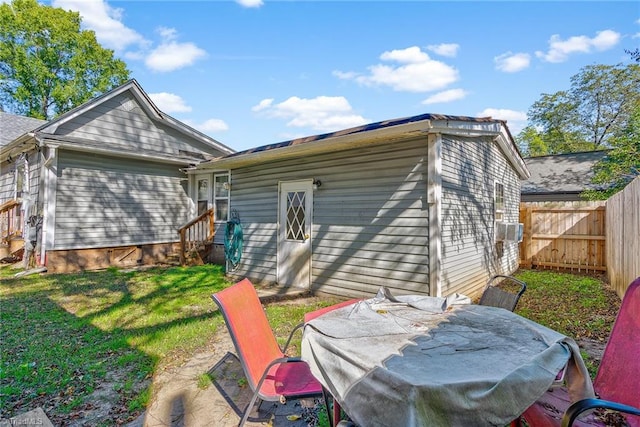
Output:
top-left (0, 132), bottom-right (37, 162)
top-left (191, 117), bottom-right (530, 179)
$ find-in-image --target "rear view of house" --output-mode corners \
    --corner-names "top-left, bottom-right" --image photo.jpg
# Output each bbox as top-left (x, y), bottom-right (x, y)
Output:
top-left (190, 114), bottom-right (529, 299)
top-left (0, 80), bottom-right (234, 272)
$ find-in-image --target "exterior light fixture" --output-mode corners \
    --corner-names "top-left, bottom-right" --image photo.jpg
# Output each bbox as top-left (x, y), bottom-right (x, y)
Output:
top-left (312, 178), bottom-right (322, 190)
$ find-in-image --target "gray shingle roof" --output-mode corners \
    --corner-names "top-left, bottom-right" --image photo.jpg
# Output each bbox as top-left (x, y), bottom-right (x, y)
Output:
top-left (521, 150), bottom-right (610, 195)
top-left (226, 113), bottom-right (508, 158)
top-left (0, 111), bottom-right (47, 147)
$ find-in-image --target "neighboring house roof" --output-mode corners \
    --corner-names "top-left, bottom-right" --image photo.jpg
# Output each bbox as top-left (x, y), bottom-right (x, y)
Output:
top-left (0, 79), bottom-right (235, 162)
top-left (521, 150), bottom-right (610, 200)
top-left (0, 112), bottom-right (46, 148)
top-left (195, 113), bottom-right (530, 179)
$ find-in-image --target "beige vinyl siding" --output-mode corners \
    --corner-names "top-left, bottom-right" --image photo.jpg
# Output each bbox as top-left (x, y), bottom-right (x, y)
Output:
top-left (440, 135), bottom-right (520, 298)
top-left (228, 137), bottom-right (430, 298)
top-left (53, 150), bottom-right (190, 249)
top-left (53, 93), bottom-right (223, 159)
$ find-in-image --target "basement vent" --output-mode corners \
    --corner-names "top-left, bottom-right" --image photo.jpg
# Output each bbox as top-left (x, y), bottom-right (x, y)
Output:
top-left (120, 99), bottom-right (136, 112)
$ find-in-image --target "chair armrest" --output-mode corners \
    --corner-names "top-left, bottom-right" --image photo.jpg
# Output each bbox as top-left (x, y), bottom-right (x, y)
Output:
top-left (561, 398), bottom-right (640, 427)
top-left (281, 322), bottom-right (305, 353)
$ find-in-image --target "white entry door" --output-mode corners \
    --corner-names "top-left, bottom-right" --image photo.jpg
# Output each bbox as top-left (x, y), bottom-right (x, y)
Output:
top-left (277, 180), bottom-right (313, 289)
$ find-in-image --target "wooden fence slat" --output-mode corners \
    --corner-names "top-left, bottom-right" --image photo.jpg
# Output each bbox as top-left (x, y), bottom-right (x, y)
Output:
top-left (606, 176), bottom-right (640, 298)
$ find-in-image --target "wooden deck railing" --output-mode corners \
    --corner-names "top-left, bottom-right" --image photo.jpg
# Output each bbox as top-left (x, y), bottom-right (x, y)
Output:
top-left (1, 199), bottom-right (22, 245)
top-left (177, 208), bottom-right (215, 265)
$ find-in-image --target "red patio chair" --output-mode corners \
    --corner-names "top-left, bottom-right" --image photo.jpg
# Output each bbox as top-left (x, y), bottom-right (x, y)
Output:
top-left (519, 276), bottom-right (640, 427)
top-left (211, 278), bottom-right (323, 427)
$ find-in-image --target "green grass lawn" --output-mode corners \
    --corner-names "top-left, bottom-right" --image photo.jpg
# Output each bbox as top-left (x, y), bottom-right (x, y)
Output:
top-left (0, 264), bottom-right (621, 425)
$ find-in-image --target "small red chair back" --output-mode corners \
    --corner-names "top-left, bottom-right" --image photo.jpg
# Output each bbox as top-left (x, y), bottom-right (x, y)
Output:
top-left (212, 278), bottom-right (284, 392)
top-left (593, 277), bottom-right (640, 409)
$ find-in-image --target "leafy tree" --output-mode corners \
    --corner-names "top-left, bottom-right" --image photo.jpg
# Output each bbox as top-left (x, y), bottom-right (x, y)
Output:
top-left (0, 0), bottom-right (130, 120)
top-left (516, 126), bottom-right (548, 157)
top-left (582, 101), bottom-right (640, 199)
top-left (519, 63), bottom-right (640, 156)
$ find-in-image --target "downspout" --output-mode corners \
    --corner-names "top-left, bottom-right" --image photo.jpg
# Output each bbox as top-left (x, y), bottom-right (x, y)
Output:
top-left (427, 133), bottom-right (442, 297)
top-left (39, 142), bottom-right (58, 267)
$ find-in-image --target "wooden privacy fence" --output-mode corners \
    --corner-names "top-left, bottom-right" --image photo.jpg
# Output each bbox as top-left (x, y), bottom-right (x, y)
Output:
top-left (519, 201), bottom-right (607, 272)
top-left (606, 176), bottom-right (640, 298)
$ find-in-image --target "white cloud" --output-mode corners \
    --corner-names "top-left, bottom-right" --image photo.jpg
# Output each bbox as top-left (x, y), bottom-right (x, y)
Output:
top-left (52, 0), bottom-right (147, 51)
top-left (535, 30), bottom-right (621, 63)
top-left (252, 99), bottom-right (274, 112)
top-left (236, 0), bottom-right (263, 7)
top-left (183, 118), bottom-right (229, 133)
top-left (252, 96), bottom-right (369, 132)
top-left (197, 119), bottom-right (229, 132)
top-left (477, 108), bottom-right (528, 134)
top-left (494, 52), bottom-right (531, 73)
top-left (427, 43), bottom-right (460, 58)
top-left (421, 89), bottom-right (468, 105)
top-left (336, 46), bottom-right (459, 93)
top-left (53, 1), bottom-right (206, 73)
top-left (149, 92), bottom-right (192, 113)
top-left (145, 27), bottom-right (207, 72)
top-left (332, 70), bottom-right (360, 80)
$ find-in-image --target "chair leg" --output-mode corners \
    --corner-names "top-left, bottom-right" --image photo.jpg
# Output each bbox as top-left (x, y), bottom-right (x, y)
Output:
top-left (239, 389), bottom-right (262, 427)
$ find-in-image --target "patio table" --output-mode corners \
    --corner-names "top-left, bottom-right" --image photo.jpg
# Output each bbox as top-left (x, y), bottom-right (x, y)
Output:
top-left (301, 288), bottom-right (595, 427)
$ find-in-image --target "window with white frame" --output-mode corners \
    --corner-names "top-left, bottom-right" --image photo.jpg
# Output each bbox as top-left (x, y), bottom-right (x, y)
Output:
top-left (494, 181), bottom-right (505, 257)
top-left (214, 173), bottom-right (229, 222)
top-left (15, 157), bottom-right (28, 199)
top-left (196, 177), bottom-right (210, 215)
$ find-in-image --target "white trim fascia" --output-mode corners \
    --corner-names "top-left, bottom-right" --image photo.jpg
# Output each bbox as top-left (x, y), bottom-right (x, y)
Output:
top-left (427, 133), bottom-right (442, 298)
top-left (494, 128), bottom-right (530, 179)
top-left (0, 133), bottom-right (37, 162)
top-left (162, 114), bottom-right (235, 155)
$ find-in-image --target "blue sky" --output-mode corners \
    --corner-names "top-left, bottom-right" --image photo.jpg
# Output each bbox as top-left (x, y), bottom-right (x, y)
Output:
top-left (41, 1), bottom-right (640, 151)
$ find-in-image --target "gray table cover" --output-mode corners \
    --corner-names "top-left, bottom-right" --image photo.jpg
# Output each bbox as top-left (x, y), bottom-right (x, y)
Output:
top-left (301, 287), bottom-right (595, 427)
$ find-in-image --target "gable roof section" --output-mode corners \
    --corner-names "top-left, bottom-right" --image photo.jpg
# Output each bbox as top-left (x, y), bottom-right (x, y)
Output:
top-left (36, 79), bottom-right (235, 156)
top-left (0, 112), bottom-right (46, 147)
top-left (521, 150), bottom-right (610, 196)
top-left (195, 113), bottom-right (530, 179)
top-left (1, 79), bottom-right (235, 162)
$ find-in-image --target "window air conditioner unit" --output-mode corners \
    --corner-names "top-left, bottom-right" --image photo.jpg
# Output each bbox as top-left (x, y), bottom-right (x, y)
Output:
top-left (495, 222), bottom-right (523, 243)
top-left (505, 223), bottom-right (524, 243)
